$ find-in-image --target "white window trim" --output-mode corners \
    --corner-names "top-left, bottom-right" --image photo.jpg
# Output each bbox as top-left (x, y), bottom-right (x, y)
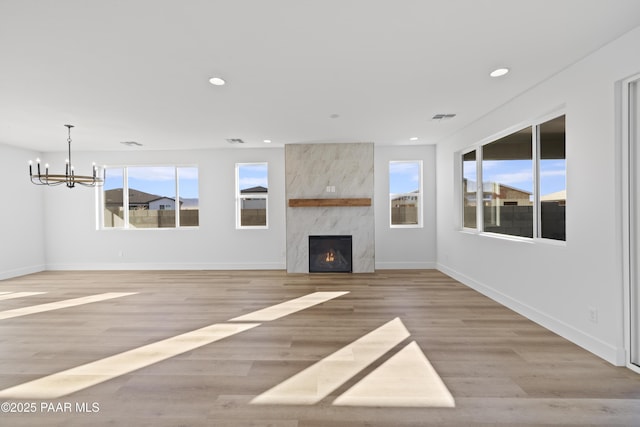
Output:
top-left (235, 162), bottom-right (269, 230)
top-left (621, 72), bottom-right (640, 373)
top-left (389, 160), bottom-right (424, 229)
top-left (459, 108), bottom-right (566, 244)
top-left (461, 148), bottom-right (479, 233)
top-left (99, 164), bottom-right (199, 230)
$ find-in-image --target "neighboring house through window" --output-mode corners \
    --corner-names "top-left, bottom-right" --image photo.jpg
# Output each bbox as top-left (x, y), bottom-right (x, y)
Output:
top-left (102, 166), bottom-right (199, 229)
top-left (389, 160), bottom-right (423, 227)
top-left (236, 163), bottom-right (268, 228)
top-left (461, 114), bottom-right (566, 241)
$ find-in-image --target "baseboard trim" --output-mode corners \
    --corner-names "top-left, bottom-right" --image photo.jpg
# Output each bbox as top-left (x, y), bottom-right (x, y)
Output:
top-left (437, 262), bottom-right (623, 366)
top-left (0, 264), bottom-right (46, 281)
top-left (45, 262), bottom-right (287, 271)
top-left (375, 261), bottom-right (436, 270)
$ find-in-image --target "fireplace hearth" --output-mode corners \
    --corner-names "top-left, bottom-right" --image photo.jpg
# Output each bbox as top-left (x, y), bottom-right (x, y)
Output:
top-left (309, 235), bottom-right (352, 273)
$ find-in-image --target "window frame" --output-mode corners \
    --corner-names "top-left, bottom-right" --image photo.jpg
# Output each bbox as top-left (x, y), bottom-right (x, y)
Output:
top-left (460, 111), bottom-right (566, 243)
top-left (389, 160), bottom-right (424, 229)
top-left (99, 164), bottom-right (199, 230)
top-left (235, 162), bottom-right (269, 230)
top-left (461, 148), bottom-right (480, 231)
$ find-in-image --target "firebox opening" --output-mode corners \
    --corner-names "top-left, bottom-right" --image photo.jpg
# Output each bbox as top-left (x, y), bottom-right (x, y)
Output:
top-left (309, 235), bottom-right (352, 273)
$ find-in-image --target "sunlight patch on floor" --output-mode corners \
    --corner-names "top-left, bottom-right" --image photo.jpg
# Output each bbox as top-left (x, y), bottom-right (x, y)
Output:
top-left (0, 291), bottom-right (46, 301)
top-left (333, 341), bottom-right (455, 407)
top-left (0, 292), bottom-right (137, 320)
top-left (0, 290), bottom-right (349, 399)
top-left (0, 322), bottom-right (260, 399)
top-left (251, 318), bottom-right (455, 408)
top-left (230, 291), bottom-right (350, 322)
top-left (251, 317), bottom-right (411, 405)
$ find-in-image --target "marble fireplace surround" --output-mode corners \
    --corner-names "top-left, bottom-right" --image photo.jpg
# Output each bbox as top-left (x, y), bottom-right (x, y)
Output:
top-left (285, 143), bottom-right (375, 273)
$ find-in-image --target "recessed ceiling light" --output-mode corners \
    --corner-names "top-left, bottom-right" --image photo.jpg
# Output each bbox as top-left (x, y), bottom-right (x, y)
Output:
top-left (329, 113), bottom-right (340, 119)
top-left (209, 77), bottom-right (226, 86)
top-left (409, 137), bottom-right (418, 141)
top-left (490, 68), bottom-right (510, 78)
top-left (263, 139), bottom-right (272, 143)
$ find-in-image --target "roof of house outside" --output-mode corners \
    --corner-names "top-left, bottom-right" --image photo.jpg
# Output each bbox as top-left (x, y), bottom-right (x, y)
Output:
top-left (464, 179), bottom-right (532, 196)
top-left (105, 188), bottom-right (175, 205)
top-left (240, 186), bottom-right (268, 194)
top-left (541, 190), bottom-right (566, 201)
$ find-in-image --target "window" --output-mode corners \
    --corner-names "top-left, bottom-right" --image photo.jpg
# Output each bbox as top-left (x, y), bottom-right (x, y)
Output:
top-left (102, 166), bottom-right (199, 229)
top-left (103, 168), bottom-right (125, 227)
top-left (462, 150), bottom-right (477, 229)
top-left (538, 115), bottom-right (566, 240)
top-left (389, 160), bottom-right (423, 227)
top-left (482, 127), bottom-right (534, 237)
top-left (461, 115), bottom-right (566, 241)
top-left (178, 167), bottom-right (199, 227)
top-left (236, 163), bottom-right (268, 228)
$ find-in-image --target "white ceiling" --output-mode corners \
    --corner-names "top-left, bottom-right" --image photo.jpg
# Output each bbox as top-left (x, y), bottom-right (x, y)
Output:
top-left (2, 0), bottom-right (640, 152)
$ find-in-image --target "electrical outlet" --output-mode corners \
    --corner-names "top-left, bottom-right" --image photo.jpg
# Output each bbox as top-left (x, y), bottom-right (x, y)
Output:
top-left (588, 307), bottom-right (598, 323)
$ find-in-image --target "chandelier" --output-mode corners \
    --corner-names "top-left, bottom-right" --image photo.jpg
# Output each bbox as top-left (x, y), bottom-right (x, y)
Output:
top-left (28, 124), bottom-right (103, 188)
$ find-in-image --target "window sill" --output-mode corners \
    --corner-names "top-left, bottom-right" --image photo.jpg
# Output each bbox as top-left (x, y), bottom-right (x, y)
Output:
top-left (99, 227), bottom-right (200, 231)
top-left (459, 229), bottom-right (566, 246)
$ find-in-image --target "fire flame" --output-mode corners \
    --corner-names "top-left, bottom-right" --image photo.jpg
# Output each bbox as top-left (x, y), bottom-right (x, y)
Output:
top-left (325, 251), bottom-right (335, 262)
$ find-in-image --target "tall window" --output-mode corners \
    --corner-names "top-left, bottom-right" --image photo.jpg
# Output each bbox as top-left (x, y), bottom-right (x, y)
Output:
top-left (538, 115), bottom-right (566, 240)
top-left (389, 160), bottom-right (423, 227)
top-left (461, 114), bottom-right (566, 241)
top-left (102, 166), bottom-right (199, 229)
top-left (236, 163), bottom-right (268, 228)
top-left (462, 150), bottom-right (477, 229)
top-left (178, 167), bottom-right (199, 227)
top-left (482, 127), bottom-right (534, 237)
top-left (103, 168), bottom-right (124, 227)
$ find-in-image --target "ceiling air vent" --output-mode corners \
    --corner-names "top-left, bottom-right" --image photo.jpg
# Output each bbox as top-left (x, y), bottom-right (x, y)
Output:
top-left (121, 141), bottom-right (143, 147)
top-left (432, 113), bottom-right (456, 120)
top-left (226, 138), bottom-right (245, 144)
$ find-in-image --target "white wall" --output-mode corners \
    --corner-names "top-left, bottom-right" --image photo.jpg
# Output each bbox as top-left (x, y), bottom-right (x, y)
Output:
top-left (43, 147), bottom-right (287, 270)
top-left (436, 26), bottom-right (640, 365)
top-left (24, 143), bottom-right (436, 274)
top-left (375, 145), bottom-right (437, 269)
top-left (0, 143), bottom-right (46, 279)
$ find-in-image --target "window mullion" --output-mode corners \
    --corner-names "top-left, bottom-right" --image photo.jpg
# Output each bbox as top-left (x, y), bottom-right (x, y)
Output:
top-left (533, 124), bottom-right (541, 239)
top-left (123, 167), bottom-right (129, 229)
top-left (477, 146), bottom-right (483, 232)
top-left (175, 167), bottom-right (180, 228)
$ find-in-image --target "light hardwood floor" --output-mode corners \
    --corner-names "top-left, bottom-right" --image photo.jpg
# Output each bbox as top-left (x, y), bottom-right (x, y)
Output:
top-left (0, 270), bottom-right (638, 426)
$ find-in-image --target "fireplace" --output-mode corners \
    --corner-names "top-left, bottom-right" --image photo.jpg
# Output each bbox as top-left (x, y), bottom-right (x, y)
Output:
top-left (309, 235), bottom-right (352, 273)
